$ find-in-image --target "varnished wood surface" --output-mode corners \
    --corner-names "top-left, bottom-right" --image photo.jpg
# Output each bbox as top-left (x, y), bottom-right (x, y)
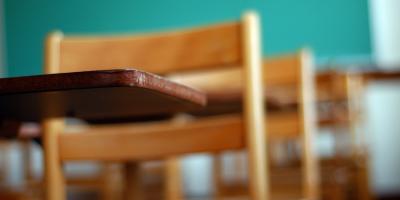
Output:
top-left (360, 69), bottom-right (400, 81)
top-left (320, 67), bottom-right (400, 82)
top-left (0, 69), bottom-right (206, 122)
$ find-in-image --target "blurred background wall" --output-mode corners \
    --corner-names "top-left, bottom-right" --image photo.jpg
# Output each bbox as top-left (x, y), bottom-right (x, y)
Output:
top-left (3, 0), bottom-right (370, 77)
top-left (0, 0), bottom-right (4, 75)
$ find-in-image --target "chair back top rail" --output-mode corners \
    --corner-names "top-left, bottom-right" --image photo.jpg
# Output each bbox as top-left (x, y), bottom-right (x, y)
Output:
top-left (168, 53), bottom-right (303, 99)
top-left (46, 22), bottom-right (242, 75)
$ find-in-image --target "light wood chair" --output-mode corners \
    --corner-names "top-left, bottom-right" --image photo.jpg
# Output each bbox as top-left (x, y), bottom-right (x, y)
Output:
top-left (42, 12), bottom-right (269, 200)
top-left (264, 50), bottom-right (319, 200)
top-left (168, 49), bottom-right (319, 200)
top-left (316, 71), bottom-right (372, 200)
top-left (317, 71), bottom-right (365, 155)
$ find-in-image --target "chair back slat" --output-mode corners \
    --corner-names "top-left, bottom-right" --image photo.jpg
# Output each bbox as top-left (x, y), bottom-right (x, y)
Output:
top-left (168, 53), bottom-right (303, 97)
top-left (47, 23), bottom-right (242, 74)
top-left (263, 54), bottom-right (301, 86)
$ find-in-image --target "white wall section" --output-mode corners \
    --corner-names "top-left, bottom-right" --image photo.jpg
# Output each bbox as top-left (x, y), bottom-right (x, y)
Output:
top-left (369, 0), bottom-right (400, 68)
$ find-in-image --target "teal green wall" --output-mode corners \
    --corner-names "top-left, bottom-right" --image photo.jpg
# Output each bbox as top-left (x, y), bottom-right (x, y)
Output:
top-left (4, 0), bottom-right (371, 77)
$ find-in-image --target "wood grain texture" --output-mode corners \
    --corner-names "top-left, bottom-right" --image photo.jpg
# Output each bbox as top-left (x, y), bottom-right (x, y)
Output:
top-left (0, 69), bottom-right (206, 122)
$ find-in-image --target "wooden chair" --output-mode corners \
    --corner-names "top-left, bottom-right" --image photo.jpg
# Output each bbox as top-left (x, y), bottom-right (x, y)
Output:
top-left (42, 12), bottom-right (269, 200)
top-left (264, 50), bottom-right (319, 200)
top-left (205, 69), bottom-right (371, 200)
top-left (168, 49), bottom-right (319, 200)
top-left (316, 71), bottom-right (365, 155)
top-left (316, 71), bottom-right (372, 200)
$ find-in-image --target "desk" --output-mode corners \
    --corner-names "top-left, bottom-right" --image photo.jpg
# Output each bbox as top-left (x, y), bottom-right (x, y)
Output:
top-left (0, 69), bottom-right (206, 137)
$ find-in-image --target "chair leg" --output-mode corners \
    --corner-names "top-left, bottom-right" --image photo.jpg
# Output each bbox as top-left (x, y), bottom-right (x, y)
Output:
top-left (43, 118), bottom-right (66, 200)
top-left (355, 155), bottom-right (372, 200)
top-left (101, 163), bottom-right (124, 200)
top-left (165, 157), bottom-right (183, 200)
top-left (300, 49), bottom-right (320, 200)
top-left (124, 162), bottom-right (143, 200)
top-left (302, 138), bottom-right (319, 200)
top-left (212, 153), bottom-right (224, 200)
top-left (21, 140), bottom-right (33, 182)
top-left (242, 12), bottom-right (269, 200)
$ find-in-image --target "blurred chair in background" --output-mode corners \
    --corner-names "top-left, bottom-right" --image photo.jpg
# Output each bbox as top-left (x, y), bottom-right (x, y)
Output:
top-left (41, 11), bottom-right (268, 200)
top-left (316, 71), bottom-right (372, 200)
top-left (213, 49), bottom-right (319, 200)
top-left (168, 49), bottom-right (319, 200)
top-left (263, 50), bottom-right (319, 200)
top-left (0, 122), bottom-right (42, 199)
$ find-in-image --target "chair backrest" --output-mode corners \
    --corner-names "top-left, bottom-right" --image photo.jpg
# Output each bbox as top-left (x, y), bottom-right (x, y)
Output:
top-left (263, 53), bottom-right (302, 86)
top-left (317, 70), bottom-right (366, 155)
top-left (265, 50), bottom-right (319, 200)
top-left (168, 49), bottom-right (312, 109)
top-left (182, 50), bottom-right (303, 108)
top-left (316, 71), bottom-right (349, 102)
top-left (169, 49), bottom-right (319, 199)
top-left (44, 12), bottom-right (269, 200)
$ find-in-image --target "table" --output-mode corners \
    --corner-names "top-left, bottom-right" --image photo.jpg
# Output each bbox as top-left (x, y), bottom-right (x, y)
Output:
top-left (0, 69), bottom-right (207, 136)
